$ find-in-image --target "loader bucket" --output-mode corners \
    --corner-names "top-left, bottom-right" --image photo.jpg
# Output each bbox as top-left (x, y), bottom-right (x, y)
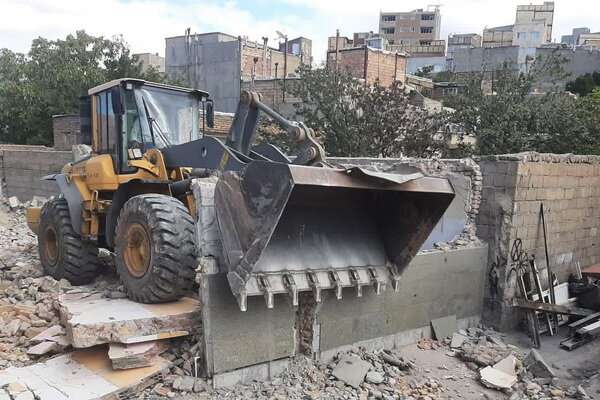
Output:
top-left (215, 161), bottom-right (455, 310)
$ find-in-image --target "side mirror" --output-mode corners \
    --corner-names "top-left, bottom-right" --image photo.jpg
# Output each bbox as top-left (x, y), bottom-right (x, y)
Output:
top-left (206, 100), bottom-right (214, 129)
top-left (110, 86), bottom-right (123, 115)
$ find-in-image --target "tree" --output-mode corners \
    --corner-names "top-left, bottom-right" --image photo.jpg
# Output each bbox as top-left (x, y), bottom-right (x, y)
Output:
top-left (566, 71), bottom-right (600, 96)
top-left (447, 55), bottom-right (600, 155)
top-left (0, 31), bottom-right (171, 145)
top-left (286, 65), bottom-right (447, 158)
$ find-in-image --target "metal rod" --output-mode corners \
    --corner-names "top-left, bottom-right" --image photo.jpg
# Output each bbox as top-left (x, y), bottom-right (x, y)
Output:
top-left (530, 258), bottom-right (554, 336)
top-left (540, 203), bottom-right (558, 331)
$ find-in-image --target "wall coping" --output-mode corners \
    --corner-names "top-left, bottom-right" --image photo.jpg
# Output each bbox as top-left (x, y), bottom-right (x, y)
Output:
top-left (475, 152), bottom-right (600, 164)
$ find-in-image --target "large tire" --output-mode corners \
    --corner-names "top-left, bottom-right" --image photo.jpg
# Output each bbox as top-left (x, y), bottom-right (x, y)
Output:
top-left (38, 198), bottom-right (101, 285)
top-left (114, 194), bottom-right (197, 303)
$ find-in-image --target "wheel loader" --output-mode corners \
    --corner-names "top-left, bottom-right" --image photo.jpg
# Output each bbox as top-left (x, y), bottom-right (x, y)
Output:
top-left (26, 78), bottom-right (455, 310)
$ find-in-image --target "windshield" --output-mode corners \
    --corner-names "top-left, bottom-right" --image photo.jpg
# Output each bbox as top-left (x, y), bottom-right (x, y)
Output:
top-left (139, 86), bottom-right (200, 147)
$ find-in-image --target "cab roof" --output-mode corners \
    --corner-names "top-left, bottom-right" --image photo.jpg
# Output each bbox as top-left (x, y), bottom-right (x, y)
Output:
top-left (87, 78), bottom-right (210, 98)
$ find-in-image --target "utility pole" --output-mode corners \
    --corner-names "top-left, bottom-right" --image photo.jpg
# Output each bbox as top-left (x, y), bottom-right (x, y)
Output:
top-left (276, 31), bottom-right (288, 103)
top-left (262, 37), bottom-right (268, 78)
top-left (335, 29), bottom-right (340, 73)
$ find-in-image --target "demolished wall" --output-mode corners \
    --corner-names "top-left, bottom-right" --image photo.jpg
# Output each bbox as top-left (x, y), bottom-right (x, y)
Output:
top-left (477, 152), bottom-right (600, 330)
top-left (0, 145), bottom-right (72, 201)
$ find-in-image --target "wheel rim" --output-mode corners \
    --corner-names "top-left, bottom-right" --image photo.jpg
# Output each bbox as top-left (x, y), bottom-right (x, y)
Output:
top-left (44, 227), bottom-right (59, 265)
top-left (123, 223), bottom-right (151, 278)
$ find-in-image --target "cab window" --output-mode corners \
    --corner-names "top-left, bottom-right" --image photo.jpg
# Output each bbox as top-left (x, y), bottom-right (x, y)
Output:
top-left (95, 91), bottom-right (119, 163)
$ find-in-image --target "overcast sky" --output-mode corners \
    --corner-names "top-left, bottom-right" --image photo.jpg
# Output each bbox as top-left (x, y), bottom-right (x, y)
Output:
top-left (1, 0), bottom-right (598, 64)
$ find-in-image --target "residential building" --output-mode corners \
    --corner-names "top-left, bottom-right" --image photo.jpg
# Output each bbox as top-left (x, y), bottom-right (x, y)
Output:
top-left (327, 35), bottom-right (353, 52)
top-left (165, 32), bottom-right (303, 113)
top-left (278, 36), bottom-right (313, 65)
top-left (378, 6), bottom-right (441, 46)
top-left (512, 1), bottom-right (554, 64)
top-left (326, 46), bottom-right (407, 87)
top-left (406, 75), bottom-right (466, 100)
top-left (561, 27), bottom-right (590, 48)
top-left (482, 25), bottom-right (514, 48)
top-left (133, 53), bottom-right (165, 73)
top-left (447, 33), bottom-right (482, 71)
top-left (578, 32), bottom-right (600, 49)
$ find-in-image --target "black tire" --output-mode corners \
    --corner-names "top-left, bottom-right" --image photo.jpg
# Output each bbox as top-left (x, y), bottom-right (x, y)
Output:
top-left (38, 197), bottom-right (101, 285)
top-left (114, 194), bottom-right (197, 303)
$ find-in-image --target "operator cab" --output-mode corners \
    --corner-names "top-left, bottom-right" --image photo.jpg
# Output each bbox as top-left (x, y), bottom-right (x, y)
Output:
top-left (81, 78), bottom-right (214, 173)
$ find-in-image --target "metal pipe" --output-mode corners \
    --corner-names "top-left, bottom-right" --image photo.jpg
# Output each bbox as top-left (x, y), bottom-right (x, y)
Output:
top-left (540, 202), bottom-right (558, 330)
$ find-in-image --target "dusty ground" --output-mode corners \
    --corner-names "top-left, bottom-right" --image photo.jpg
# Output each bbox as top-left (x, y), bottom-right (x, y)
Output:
top-left (0, 198), bottom-right (599, 400)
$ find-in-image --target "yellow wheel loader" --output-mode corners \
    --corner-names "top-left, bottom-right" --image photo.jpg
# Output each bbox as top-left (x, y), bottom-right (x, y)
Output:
top-left (27, 78), bottom-right (455, 310)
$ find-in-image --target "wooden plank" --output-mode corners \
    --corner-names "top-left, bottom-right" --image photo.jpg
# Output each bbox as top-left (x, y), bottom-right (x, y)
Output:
top-left (512, 299), bottom-right (595, 317)
top-left (568, 312), bottom-right (600, 333)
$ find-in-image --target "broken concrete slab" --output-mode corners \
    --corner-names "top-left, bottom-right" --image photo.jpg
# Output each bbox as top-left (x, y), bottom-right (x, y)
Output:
top-left (26, 341), bottom-right (58, 356)
top-left (524, 349), bottom-right (555, 378)
top-left (493, 354), bottom-right (519, 376)
top-left (30, 325), bottom-right (64, 343)
top-left (450, 333), bottom-right (467, 348)
top-left (480, 365), bottom-right (517, 390)
top-left (108, 341), bottom-right (165, 370)
top-left (431, 315), bottom-right (457, 340)
top-left (58, 292), bottom-right (200, 348)
top-left (0, 348), bottom-right (171, 400)
top-left (332, 355), bottom-right (371, 388)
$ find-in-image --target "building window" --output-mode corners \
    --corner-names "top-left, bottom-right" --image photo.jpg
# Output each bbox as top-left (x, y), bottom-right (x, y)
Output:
top-left (382, 15), bottom-right (396, 22)
top-left (530, 32), bottom-right (540, 41)
top-left (388, 40), bottom-right (395, 44)
top-left (421, 27), bottom-right (433, 34)
top-left (517, 32), bottom-right (527, 40)
top-left (421, 14), bottom-right (435, 20)
top-left (382, 27), bottom-right (395, 34)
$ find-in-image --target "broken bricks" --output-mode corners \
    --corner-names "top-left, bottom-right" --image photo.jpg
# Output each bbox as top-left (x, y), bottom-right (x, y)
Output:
top-left (108, 341), bottom-right (166, 370)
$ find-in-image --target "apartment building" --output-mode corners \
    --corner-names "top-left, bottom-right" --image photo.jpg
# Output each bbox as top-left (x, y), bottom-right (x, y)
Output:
top-left (378, 6), bottom-right (441, 46)
top-left (133, 53), bottom-right (165, 73)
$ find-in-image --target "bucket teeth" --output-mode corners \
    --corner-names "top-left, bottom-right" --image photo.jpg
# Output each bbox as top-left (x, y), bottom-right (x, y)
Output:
top-left (258, 275), bottom-right (274, 309)
top-left (349, 268), bottom-right (363, 298)
top-left (369, 267), bottom-right (386, 295)
top-left (283, 273), bottom-right (299, 307)
top-left (388, 265), bottom-right (401, 292)
top-left (329, 270), bottom-right (343, 300)
top-left (307, 272), bottom-right (322, 303)
top-left (237, 291), bottom-right (248, 312)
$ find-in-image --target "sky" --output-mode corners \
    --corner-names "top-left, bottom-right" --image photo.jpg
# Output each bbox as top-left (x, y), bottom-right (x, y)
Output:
top-left (1, 0), bottom-right (599, 65)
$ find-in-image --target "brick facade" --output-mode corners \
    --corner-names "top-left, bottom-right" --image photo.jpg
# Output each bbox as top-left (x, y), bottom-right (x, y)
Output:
top-left (477, 152), bottom-right (600, 329)
top-left (326, 47), bottom-right (407, 86)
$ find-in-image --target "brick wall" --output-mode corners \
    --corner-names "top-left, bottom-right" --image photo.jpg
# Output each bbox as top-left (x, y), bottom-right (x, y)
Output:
top-left (0, 145), bottom-right (72, 201)
top-left (477, 152), bottom-right (600, 329)
top-left (326, 47), bottom-right (407, 86)
top-left (240, 42), bottom-right (302, 81)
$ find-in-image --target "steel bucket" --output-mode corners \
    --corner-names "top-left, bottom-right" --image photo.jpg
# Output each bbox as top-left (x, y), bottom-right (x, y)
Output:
top-left (215, 161), bottom-right (455, 310)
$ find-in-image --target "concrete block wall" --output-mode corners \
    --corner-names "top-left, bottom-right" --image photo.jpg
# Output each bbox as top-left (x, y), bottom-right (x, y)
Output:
top-left (0, 145), bottom-right (72, 201)
top-left (477, 152), bottom-right (600, 329)
top-left (52, 115), bottom-right (81, 151)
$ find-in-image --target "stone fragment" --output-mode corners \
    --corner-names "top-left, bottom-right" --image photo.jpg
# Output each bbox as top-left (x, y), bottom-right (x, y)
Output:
top-left (366, 371), bottom-right (385, 384)
top-left (524, 349), bottom-right (555, 378)
top-left (493, 355), bottom-right (519, 376)
top-left (30, 325), bottom-right (64, 343)
top-left (480, 366), bottom-right (517, 390)
top-left (450, 333), bottom-right (467, 348)
top-left (108, 341), bottom-right (165, 370)
top-left (6, 382), bottom-right (27, 396)
top-left (26, 341), bottom-right (58, 356)
top-left (8, 197), bottom-right (20, 210)
top-left (332, 355), bottom-right (371, 388)
top-left (58, 293), bottom-right (199, 348)
top-left (172, 376), bottom-right (196, 392)
top-left (13, 392), bottom-right (34, 400)
top-left (430, 315), bottom-right (457, 340)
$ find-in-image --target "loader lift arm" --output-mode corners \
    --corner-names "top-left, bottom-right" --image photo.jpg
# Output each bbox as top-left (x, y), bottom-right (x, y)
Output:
top-left (226, 90), bottom-right (327, 167)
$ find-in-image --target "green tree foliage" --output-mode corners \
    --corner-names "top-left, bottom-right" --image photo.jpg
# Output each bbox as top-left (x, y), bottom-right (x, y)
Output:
top-left (286, 65), bottom-right (447, 158)
top-left (566, 71), bottom-right (600, 96)
top-left (446, 55), bottom-right (600, 155)
top-left (0, 31), bottom-right (170, 145)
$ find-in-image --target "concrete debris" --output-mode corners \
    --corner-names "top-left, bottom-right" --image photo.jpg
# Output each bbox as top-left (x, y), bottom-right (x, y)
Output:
top-left (8, 196), bottom-right (20, 210)
top-left (524, 349), bottom-right (555, 378)
top-left (479, 355), bottom-right (519, 390)
top-left (26, 341), bottom-right (58, 356)
top-left (365, 370), bottom-right (385, 384)
top-left (332, 354), bottom-right (371, 388)
top-left (450, 332), bottom-right (468, 348)
top-left (480, 365), bottom-right (517, 390)
top-left (108, 341), bottom-right (166, 370)
top-left (0, 348), bottom-right (171, 399)
top-left (30, 325), bottom-right (64, 343)
top-left (430, 314), bottom-right (457, 340)
top-left (58, 292), bottom-right (200, 348)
